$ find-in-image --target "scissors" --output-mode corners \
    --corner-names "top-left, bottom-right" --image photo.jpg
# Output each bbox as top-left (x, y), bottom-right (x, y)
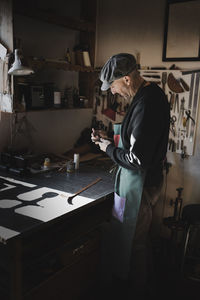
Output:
top-left (170, 115), bottom-right (177, 125)
top-left (170, 115), bottom-right (177, 136)
top-left (185, 110), bottom-right (195, 124)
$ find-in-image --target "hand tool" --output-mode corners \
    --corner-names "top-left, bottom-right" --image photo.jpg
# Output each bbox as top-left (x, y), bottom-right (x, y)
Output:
top-left (91, 128), bottom-right (101, 142)
top-left (61, 177), bottom-right (102, 205)
top-left (182, 69), bottom-right (200, 75)
top-left (161, 72), bottom-right (167, 93)
top-left (178, 97), bottom-right (185, 125)
top-left (168, 138), bottom-right (176, 152)
top-left (189, 72), bottom-right (200, 142)
top-left (177, 139), bottom-right (180, 150)
top-left (181, 146), bottom-right (188, 160)
top-left (184, 110), bottom-right (195, 126)
top-left (170, 115), bottom-right (177, 137)
top-left (167, 72), bottom-right (184, 93)
top-left (184, 109), bottom-right (195, 137)
top-left (188, 73), bottom-right (195, 109)
top-left (179, 78), bottom-right (189, 91)
top-left (142, 71), bottom-right (160, 74)
top-left (143, 75), bottom-right (160, 79)
top-left (173, 94), bottom-right (179, 113)
top-left (169, 91), bottom-right (175, 110)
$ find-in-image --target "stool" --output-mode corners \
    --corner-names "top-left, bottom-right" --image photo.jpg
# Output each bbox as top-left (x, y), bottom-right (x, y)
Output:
top-left (181, 204), bottom-right (200, 281)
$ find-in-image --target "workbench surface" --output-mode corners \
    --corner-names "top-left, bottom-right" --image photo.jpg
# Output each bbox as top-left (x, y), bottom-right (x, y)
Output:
top-left (0, 165), bottom-right (114, 244)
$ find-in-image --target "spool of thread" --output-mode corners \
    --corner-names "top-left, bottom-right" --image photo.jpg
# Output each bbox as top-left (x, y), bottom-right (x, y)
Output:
top-left (74, 153), bottom-right (80, 170)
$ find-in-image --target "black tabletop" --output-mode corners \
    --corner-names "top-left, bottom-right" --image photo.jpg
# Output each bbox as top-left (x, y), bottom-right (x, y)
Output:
top-left (0, 165), bottom-right (114, 244)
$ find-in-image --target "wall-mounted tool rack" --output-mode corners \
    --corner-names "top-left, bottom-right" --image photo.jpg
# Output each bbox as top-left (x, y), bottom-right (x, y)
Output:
top-left (140, 69), bottom-right (200, 156)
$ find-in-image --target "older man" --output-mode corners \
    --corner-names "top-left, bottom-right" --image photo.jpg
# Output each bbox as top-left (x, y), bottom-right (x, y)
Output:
top-left (92, 53), bottom-right (170, 298)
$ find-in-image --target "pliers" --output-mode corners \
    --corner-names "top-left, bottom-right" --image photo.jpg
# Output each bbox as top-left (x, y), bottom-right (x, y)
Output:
top-left (183, 110), bottom-right (195, 127)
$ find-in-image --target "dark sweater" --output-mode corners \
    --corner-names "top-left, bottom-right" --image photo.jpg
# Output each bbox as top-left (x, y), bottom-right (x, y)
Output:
top-left (106, 83), bottom-right (170, 186)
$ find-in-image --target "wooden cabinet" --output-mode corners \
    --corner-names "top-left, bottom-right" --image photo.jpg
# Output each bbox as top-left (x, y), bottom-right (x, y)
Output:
top-left (0, 192), bottom-right (113, 300)
top-left (0, 0), bottom-right (97, 112)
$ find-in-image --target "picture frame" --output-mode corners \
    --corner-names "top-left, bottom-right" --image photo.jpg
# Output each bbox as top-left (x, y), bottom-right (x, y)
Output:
top-left (162, 0), bottom-right (200, 61)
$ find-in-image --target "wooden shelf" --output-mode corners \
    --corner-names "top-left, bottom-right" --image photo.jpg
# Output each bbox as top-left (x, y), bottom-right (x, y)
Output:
top-left (15, 108), bottom-right (93, 114)
top-left (28, 58), bottom-right (94, 73)
top-left (13, 7), bottom-right (95, 33)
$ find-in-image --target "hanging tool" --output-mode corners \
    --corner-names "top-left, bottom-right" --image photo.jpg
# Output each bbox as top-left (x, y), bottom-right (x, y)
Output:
top-left (61, 177), bottom-right (102, 205)
top-left (189, 72), bottom-right (200, 142)
top-left (183, 110), bottom-right (195, 126)
top-left (182, 69), bottom-right (200, 75)
top-left (168, 138), bottom-right (176, 152)
top-left (143, 74), bottom-right (160, 79)
top-left (184, 110), bottom-right (195, 137)
top-left (167, 73), bottom-right (184, 93)
top-left (173, 94), bottom-right (179, 113)
top-left (179, 78), bottom-right (189, 91)
top-left (178, 97), bottom-right (185, 126)
top-left (170, 115), bottom-right (177, 137)
top-left (181, 146), bottom-right (188, 159)
top-left (188, 73), bottom-right (195, 109)
top-left (161, 72), bottom-right (167, 93)
top-left (142, 71), bottom-right (160, 74)
top-left (169, 91), bottom-right (175, 110)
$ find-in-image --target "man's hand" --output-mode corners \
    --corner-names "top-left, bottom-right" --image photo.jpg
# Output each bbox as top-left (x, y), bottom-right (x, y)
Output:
top-left (95, 138), bottom-right (111, 152)
top-left (91, 128), bottom-right (108, 142)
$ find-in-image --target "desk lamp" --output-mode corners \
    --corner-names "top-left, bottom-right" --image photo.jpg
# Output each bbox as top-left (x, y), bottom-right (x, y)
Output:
top-left (8, 49), bottom-right (34, 76)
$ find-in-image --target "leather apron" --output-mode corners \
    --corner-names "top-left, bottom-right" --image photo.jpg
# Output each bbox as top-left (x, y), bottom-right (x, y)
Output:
top-left (104, 123), bottom-right (146, 281)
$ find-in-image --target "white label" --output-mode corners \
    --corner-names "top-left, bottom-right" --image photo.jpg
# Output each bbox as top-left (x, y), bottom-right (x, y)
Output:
top-left (54, 91), bottom-right (61, 105)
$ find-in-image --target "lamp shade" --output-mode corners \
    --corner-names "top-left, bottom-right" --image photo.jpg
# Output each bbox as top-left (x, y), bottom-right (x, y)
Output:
top-left (8, 49), bottom-right (34, 76)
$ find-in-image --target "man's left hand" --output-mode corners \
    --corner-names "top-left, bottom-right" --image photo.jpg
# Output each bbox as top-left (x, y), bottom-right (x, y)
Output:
top-left (95, 138), bottom-right (111, 152)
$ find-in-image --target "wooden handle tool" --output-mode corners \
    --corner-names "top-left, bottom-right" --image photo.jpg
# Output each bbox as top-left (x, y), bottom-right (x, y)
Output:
top-left (61, 177), bottom-right (102, 205)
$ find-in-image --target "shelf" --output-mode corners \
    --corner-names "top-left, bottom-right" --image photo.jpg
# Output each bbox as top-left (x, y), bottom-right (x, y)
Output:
top-left (28, 58), bottom-right (94, 73)
top-left (15, 108), bottom-right (93, 114)
top-left (13, 7), bottom-right (95, 33)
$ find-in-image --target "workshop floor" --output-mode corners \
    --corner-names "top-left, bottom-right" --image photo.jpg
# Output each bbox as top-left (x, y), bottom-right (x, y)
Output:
top-left (82, 237), bottom-right (200, 300)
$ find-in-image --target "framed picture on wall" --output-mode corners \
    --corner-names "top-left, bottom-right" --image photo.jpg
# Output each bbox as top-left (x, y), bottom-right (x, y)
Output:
top-left (162, 0), bottom-right (200, 61)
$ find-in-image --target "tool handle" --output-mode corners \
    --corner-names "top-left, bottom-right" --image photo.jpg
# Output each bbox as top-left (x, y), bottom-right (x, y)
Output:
top-left (73, 177), bottom-right (102, 197)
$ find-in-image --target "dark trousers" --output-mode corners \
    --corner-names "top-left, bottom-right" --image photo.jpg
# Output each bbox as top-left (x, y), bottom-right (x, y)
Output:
top-left (128, 183), bottom-right (163, 297)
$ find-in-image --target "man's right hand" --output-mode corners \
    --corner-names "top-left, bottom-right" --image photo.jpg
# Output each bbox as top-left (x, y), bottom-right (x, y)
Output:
top-left (91, 128), bottom-right (108, 142)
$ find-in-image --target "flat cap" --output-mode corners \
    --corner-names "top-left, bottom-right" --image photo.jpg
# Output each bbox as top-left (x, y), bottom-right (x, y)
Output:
top-left (100, 53), bottom-right (137, 91)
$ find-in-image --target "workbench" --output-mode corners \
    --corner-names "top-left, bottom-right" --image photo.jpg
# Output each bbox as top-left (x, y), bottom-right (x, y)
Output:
top-left (0, 165), bottom-right (114, 300)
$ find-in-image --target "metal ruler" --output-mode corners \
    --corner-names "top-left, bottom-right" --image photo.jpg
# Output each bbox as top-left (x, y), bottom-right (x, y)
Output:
top-left (189, 72), bottom-right (200, 142)
top-left (188, 73), bottom-right (195, 109)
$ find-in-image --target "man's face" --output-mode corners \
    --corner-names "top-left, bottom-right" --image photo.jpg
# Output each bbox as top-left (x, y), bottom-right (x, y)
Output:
top-left (110, 76), bottom-right (131, 100)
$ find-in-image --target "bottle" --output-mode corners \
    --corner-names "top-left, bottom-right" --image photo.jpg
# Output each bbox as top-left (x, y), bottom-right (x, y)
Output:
top-left (74, 153), bottom-right (80, 170)
top-left (65, 48), bottom-right (71, 63)
top-left (54, 86), bottom-right (61, 108)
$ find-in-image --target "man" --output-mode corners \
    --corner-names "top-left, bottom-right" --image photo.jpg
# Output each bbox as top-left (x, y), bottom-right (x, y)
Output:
top-left (91, 53), bottom-right (170, 298)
